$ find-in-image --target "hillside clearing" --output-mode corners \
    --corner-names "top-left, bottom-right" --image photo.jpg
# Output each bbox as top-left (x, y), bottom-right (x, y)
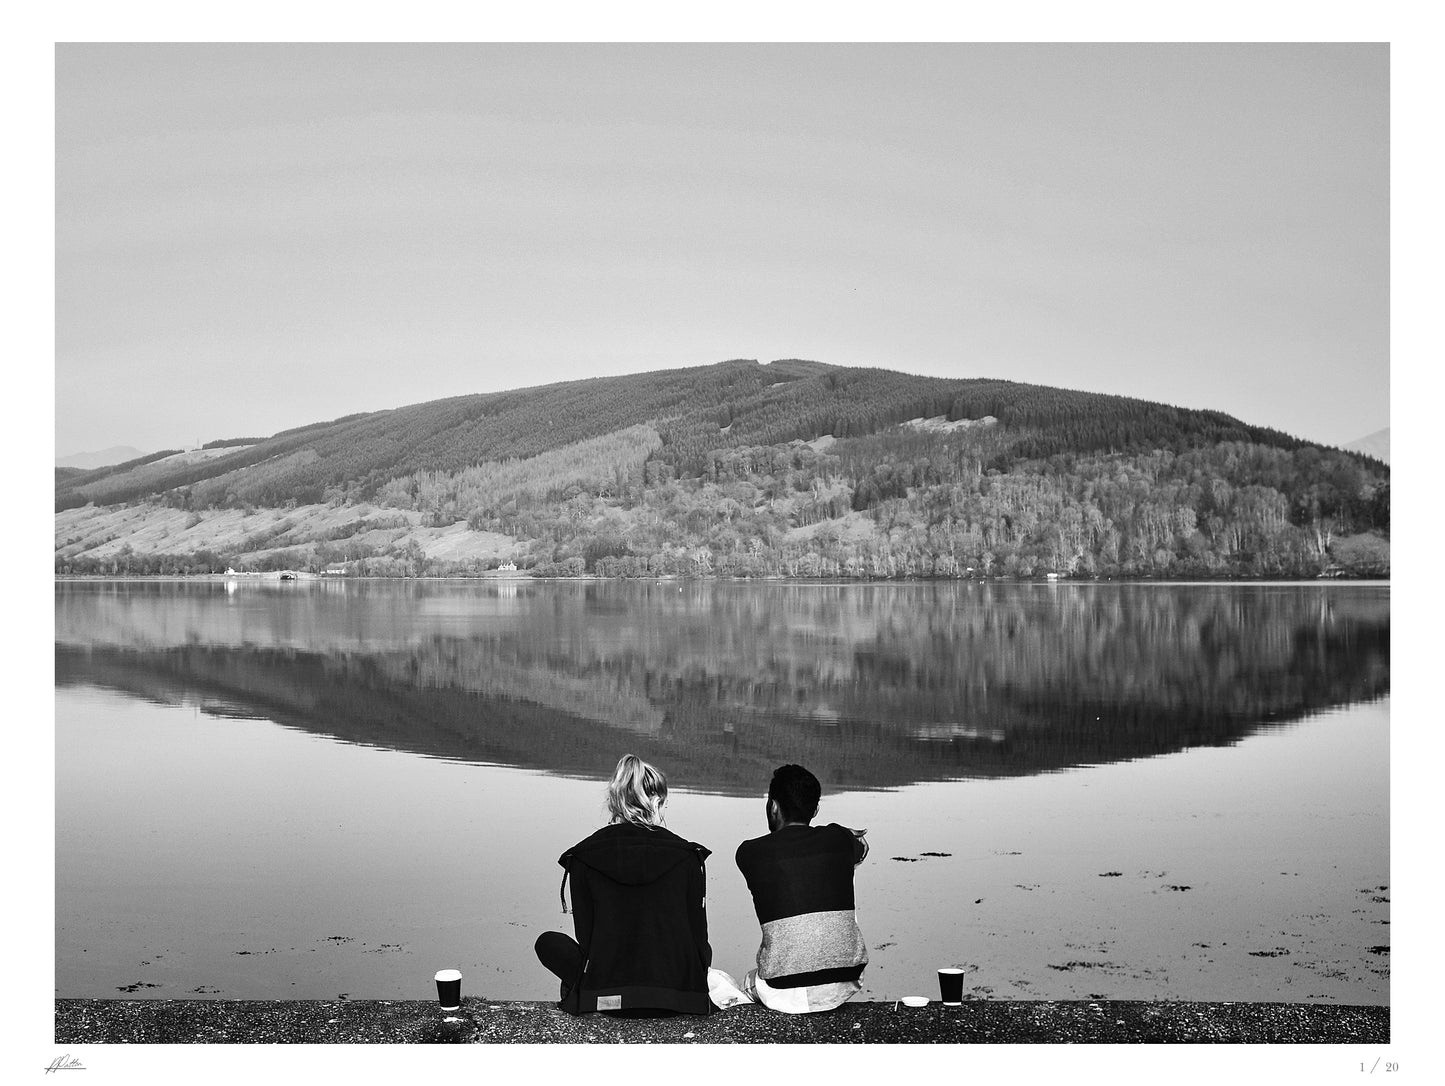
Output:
top-left (55, 502), bottom-right (519, 566)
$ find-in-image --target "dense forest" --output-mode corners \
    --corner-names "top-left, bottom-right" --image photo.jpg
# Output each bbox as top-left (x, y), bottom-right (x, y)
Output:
top-left (55, 359), bottom-right (1389, 580)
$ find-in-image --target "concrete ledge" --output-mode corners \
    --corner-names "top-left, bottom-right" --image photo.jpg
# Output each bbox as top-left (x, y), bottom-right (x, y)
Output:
top-left (54, 998), bottom-right (1388, 1044)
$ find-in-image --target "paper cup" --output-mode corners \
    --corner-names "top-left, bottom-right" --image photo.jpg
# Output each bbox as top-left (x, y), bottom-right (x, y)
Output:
top-left (937, 967), bottom-right (965, 1005)
top-left (435, 968), bottom-right (462, 1010)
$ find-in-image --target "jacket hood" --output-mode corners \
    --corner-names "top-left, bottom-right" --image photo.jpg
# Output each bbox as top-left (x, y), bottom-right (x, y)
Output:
top-left (561, 823), bottom-right (711, 887)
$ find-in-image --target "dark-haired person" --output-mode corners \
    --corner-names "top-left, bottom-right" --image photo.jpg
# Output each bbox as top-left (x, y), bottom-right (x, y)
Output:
top-left (734, 763), bottom-right (869, 1013)
top-left (534, 754), bottom-right (714, 1015)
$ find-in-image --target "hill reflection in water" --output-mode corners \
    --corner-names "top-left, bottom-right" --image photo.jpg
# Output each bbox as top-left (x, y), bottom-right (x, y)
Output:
top-left (54, 580), bottom-right (1389, 795)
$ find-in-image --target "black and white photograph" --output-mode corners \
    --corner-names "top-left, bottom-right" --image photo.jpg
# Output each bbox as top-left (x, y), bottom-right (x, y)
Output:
top-left (27, 10), bottom-right (1423, 1080)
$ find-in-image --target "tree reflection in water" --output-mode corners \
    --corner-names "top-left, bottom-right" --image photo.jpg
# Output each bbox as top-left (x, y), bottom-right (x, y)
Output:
top-left (55, 580), bottom-right (1389, 795)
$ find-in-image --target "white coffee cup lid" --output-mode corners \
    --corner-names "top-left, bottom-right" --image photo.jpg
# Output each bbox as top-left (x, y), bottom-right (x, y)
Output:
top-left (900, 995), bottom-right (929, 1008)
top-left (435, 968), bottom-right (461, 981)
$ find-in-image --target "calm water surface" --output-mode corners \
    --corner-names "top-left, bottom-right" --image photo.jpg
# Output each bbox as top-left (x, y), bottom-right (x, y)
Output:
top-left (54, 579), bottom-right (1389, 1004)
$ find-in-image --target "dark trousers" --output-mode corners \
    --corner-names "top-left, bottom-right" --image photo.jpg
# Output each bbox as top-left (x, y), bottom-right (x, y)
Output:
top-left (534, 931), bottom-right (677, 1016)
top-left (535, 930), bottom-right (583, 997)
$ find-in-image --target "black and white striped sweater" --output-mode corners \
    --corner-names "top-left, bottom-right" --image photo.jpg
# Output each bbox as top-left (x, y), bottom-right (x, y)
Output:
top-left (735, 822), bottom-right (869, 1001)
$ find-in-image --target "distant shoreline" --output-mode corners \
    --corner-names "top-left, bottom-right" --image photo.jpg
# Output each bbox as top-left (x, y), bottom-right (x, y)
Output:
top-left (52, 573), bottom-right (1391, 585)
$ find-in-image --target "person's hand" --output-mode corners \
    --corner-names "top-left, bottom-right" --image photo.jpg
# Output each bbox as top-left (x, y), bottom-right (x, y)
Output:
top-left (849, 826), bottom-right (869, 865)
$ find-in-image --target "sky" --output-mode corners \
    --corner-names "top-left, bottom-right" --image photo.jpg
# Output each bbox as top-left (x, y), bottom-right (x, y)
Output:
top-left (54, 42), bottom-right (1389, 458)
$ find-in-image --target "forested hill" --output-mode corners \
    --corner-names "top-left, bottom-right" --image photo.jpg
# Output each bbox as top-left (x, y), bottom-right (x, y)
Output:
top-left (55, 359), bottom-right (1390, 579)
top-left (60, 359), bottom-right (1317, 510)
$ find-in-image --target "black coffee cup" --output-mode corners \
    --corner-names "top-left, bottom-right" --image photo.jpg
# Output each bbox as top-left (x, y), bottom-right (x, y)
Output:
top-left (435, 968), bottom-right (462, 1011)
top-left (938, 967), bottom-right (965, 1005)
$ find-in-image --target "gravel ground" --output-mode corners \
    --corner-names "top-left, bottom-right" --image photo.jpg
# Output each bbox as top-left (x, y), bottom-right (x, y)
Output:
top-left (53, 998), bottom-right (1388, 1044)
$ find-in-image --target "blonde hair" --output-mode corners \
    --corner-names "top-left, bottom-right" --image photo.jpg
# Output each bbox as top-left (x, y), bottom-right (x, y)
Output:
top-left (607, 754), bottom-right (668, 828)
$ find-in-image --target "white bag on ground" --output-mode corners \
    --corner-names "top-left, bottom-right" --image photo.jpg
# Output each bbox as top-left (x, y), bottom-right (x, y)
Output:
top-left (707, 967), bottom-right (754, 1009)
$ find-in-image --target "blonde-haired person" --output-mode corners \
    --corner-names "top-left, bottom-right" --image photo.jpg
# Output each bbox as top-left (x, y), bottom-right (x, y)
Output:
top-left (534, 754), bottom-right (714, 1015)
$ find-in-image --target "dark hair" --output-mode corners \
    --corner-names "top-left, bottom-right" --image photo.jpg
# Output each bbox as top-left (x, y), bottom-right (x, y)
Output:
top-left (768, 764), bottom-right (821, 824)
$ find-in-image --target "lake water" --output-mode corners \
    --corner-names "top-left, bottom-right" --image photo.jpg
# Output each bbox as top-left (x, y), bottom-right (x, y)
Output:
top-left (54, 578), bottom-right (1389, 1005)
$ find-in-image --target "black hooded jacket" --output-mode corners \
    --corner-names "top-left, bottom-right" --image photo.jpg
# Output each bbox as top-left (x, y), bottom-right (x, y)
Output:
top-left (557, 822), bottom-right (713, 1015)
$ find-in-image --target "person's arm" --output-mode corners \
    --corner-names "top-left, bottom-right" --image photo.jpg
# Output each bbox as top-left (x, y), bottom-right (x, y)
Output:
top-left (849, 826), bottom-right (869, 866)
top-left (691, 851), bottom-right (712, 968)
top-left (568, 861), bottom-right (594, 965)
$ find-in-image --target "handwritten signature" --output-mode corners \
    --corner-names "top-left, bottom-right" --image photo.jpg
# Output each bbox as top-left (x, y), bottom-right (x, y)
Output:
top-left (45, 1054), bottom-right (85, 1073)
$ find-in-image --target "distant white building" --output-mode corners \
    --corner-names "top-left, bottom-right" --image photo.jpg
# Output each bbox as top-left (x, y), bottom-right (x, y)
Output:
top-left (498, 560), bottom-right (517, 571)
top-left (324, 566), bottom-right (348, 576)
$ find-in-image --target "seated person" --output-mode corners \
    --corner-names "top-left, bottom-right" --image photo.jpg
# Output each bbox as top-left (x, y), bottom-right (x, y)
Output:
top-left (734, 763), bottom-right (869, 1013)
top-left (535, 754), bottom-right (713, 1015)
